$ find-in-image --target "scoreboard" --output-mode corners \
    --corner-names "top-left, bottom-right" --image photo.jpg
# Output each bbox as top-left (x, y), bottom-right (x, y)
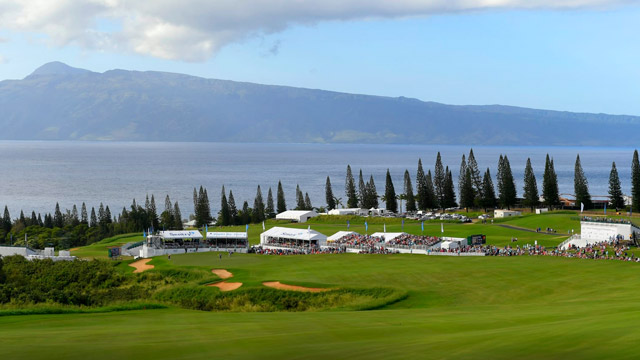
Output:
top-left (467, 234), bottom-right (486, 246)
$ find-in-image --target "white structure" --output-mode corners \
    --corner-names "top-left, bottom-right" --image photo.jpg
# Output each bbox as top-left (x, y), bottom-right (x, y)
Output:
top-left (559, 219), bottom-right (640, 250)
top-left (206, 232), bottom-right (248, 250)
top-left (328, 208), bottom-right (368, 216)
top-left (327, 231), bottom-right (357, 243)
top-left (535, 208), bottom-right (549, 214)
top-left (440, 241), bottom-right (460, 250)
top-left (369, 208), bottom-right (392, 216)
top-left (370, 232), bottom-right (405, 242)
top-left (142, 230), bottom-right (208, 258)
top-left (183, 219), bottom-right (197, 228)
top-left (494, 209), bottom-right (521, 218)
top-left (0, 246), bottom-right (76, 261)
top-left (260, 226), bottom-right (327, 249)
top-left (275, 210), bottom-right (318, 223)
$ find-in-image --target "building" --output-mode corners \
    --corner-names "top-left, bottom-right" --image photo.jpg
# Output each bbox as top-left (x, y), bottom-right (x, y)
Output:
top-left (141, 230), bottom-right (205, 257)
top-left (327, 208), bottom-right (368, 216)
top-left (0, 246), bottom-right (76, 261)
top-left (535, 208), bottom-right (549, 214)
top-left (205, 232), bottom-right (248, 250)
top-left (260, 226), bottom-right (327, 250)
top-left (275, 210), bottom-right (318, 223)
top-left (494, 209), bottom-right (521, 218)
top-left (560, 218), bottom-right (640, 249)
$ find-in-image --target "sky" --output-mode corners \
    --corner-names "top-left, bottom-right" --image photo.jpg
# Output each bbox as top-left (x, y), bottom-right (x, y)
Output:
top-left (0, 0), bottom-right (639, 115)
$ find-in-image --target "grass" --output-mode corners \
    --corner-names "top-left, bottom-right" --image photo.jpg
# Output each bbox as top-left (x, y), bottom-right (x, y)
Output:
top-left (12, 211), bottom-right (639, 359)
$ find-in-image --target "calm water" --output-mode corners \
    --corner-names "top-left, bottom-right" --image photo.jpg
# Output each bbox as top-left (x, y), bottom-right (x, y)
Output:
top-left (0, 141), bottom-right (636, 217)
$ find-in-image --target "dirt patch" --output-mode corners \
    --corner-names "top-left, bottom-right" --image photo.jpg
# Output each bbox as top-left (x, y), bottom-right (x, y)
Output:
top-left (129, 258), bottom-right (154, 273)
top-left (211, 269), bottom-right (233, 279)
top-left (70, 247), bottom-right (79, 251)
top-left (207, 281), bottom-right (243, 291)
top-left (263, 281), bottom-right (331, 293)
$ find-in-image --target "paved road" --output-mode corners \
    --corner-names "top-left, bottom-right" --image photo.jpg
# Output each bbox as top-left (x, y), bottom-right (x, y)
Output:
top-left (497, 224), bottom-right (560, 236)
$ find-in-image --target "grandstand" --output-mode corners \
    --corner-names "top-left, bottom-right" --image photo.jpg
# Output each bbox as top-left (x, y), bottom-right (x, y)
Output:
top-left (139, 230), bottom-right (247, 258)
top-left (205, 232), bottom-right (249, 251)
top-left (259, 226), bottom-right (327, 251)
top-left (560, 217), bottom-right (640, 250)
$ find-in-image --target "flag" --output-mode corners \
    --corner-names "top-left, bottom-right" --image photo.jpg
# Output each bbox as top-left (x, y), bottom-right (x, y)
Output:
top-left (143, 229), bottom-right (146, 237)
top-left (206, 224), bottom-right (208, 232)
top-left (347, 220), bottom-right (350, 230)
top-left (384, 223), bottom-right (386, 233)
top-left (580, 202), bottom-right (584, 213)
top-left (441, 223), bottom-right (444, 233)
top-left (262, 221), bottom-right (265, 231)
top-left (604, 203), bottom-right (607, 215)
top-left (401, 219), bottom-right (405, 231)
top-left (421, 221), bottom-right (424, 232)
top-left (365, 221), bottom-right (368, 232)
top-left (308, 225), bottom-right (311, 231)
top-left (246, 224), bottom-right (249, 233)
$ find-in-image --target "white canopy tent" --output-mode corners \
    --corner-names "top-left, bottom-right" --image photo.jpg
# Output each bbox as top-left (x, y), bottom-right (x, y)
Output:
top-left (327, 231), bottom-right (358, 243)
top-left (205, 232), bottom-right (248, 249)
top-left (260, 226), bottom-right (327, 249)
top-left (275, 210), bottom-right (318, 223)
top-left (370, 232), bottom-right (405, 243)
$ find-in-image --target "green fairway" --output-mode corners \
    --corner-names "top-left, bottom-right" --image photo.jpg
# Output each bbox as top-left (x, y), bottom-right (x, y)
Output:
top-left (70, 233), bottom-right (143, 259)
top-left (7, 211), bottom-right (640, 359)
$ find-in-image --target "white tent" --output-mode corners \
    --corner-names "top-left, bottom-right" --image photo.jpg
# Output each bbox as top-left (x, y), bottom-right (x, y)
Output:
top-left (157, 230), bottom-right (203, 240)
top-left (327, 231), bottom-right (358, 242)
top-left (260, 226), bottom-right (327, 248)
top-left (370, 232), bottom-right (405, 242)
top-left (440, 241), bottom-right (459, 250)
top-left (275, 210), bottom-right (318, 223)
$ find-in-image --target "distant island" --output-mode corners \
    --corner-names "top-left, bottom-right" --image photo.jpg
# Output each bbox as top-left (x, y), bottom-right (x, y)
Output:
top-left (0, 61), bottom-right (639, 145)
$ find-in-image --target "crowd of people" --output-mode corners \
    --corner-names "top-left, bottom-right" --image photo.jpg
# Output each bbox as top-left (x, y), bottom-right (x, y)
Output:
top-left (330, 233), bottom-right (383, 248)
top-left (581, 216), bottom-right (633, 225)
top-left (386, 234), bottom-right (441, 247)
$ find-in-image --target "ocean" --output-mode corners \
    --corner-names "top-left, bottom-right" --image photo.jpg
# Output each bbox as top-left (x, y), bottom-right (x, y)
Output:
top-left (0, 141), bottom-right (636, 218)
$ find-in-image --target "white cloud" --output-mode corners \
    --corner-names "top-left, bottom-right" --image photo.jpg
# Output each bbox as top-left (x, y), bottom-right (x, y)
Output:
top-left (0, 0), bottom-right (630, 61)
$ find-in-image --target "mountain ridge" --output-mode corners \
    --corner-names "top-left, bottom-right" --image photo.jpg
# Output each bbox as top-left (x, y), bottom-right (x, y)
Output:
top-left (0, 62), bottom-right (638, 145)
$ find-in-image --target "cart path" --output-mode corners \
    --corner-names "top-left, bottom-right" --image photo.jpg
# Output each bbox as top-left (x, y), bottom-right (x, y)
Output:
top-left (497, 224), bottom-right (560, 236)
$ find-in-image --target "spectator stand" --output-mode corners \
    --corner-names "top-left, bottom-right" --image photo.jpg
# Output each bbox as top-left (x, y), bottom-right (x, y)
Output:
top-left (260, 226), bottom-right (327, 251)
top-left (205, 231), bottom-right (249, 253)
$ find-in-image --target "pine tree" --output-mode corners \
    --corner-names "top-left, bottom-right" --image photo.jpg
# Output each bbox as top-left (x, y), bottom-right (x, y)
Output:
top-left (90, 207), bottom-right (97, 228)
top-left (384, 169), bottom-right (398, 213)
top-left (193, 187), bottom-right (198, 219)
top-left (497, 155), bottom-right (517, 210)
top-left (404, 170), bottom-right (416, 212)
top-left (228, 190), bottom-right (238, 224)
top-left (416, 159), bottom-right (428, 210)
top-left (276, 181), bottom-right (287, 214)
top-left (325, 176), bottom-right (336, 210)
top-left (37, 213), bottom-right (43, 227)
top-left (358, 169), bottom-right (366, 208)
top-left (53, 203), bottom-right (64, 228)
top-left (632, 150), bottom-right (640, 212)
top-left (366, 175), bottom-right (379, 208)
top-left (443, 167), bottom-right (457, 209)
top-left (241, 201), bottom-right (251, 225)
top-left (304, 193), bottom-right (313, 210)
top-left (345, 165), bottom-right (358, 208)
top-left (173, 202), bottom-right (183, 230)
top-left (219, 185), bottom-right (231, 226)
top-left (425, 170), bottom-right (437, 210)
top-left (2, 206), bottom-right (11, 233)
top-left (481, 168), bottom-right (497, 212)
top-left (202, 188), bottom-right (212, 224)
top-left (295, 184), bottom-right (305, 210)
top-left (80, 203), bottom-right (88, 224)
top-left (149, 195), bottom-right (159, 230)
top-left (30, 211), bottom-right (37, 226)
top-left (574, 154), bottom-right (592, 210)
top-left (44, 213), bottom-right (53, 228)
top-left (460, 168), bottom-right (475, 212)
top-left (542, 154), bottom-right (560, 209)
top-left (105, 206), bottom-right (112, 224)
top-left (609, 162), bottom-right (624, 211)
top-left (434, 152), bottom-right (446, 210)
top-left (161, 195), bottom-right (174, 230)
top-left (467, 149), bottom-right (483, 201)
top-left (458, 154), bottom-right (467, 205)
top-left (523, 158), bottom-right (540, 211)
top-left (19, 210), bottom-right (25, 226)
top-left (252, 185), bottom-right (265, 222)
top-left (266, 187), bottom-right (275, 218)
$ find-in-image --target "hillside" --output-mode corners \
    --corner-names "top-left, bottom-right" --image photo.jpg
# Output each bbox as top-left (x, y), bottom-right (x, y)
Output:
top-left (1, 62), bottom-right (638, 145)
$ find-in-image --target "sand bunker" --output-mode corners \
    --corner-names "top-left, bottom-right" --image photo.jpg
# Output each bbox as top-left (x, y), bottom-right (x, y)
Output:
top-left (129, 258), bottom-right (154, 273)
top-left (211, 269), bottom-right (233, 279)
top-left (208, 281), bottom-right (243, 291)
top-left (70, 247), bottom-right (80, 251)
top-left (263, 281), bottom-right (331, 293)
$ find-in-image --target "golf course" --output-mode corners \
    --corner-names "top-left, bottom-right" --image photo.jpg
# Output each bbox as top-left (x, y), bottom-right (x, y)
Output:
top-left (2, 211), bottom-right (640, 359)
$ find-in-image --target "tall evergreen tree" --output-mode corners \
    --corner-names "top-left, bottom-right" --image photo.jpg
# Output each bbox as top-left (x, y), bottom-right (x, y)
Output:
top-left (149, 195), bottom-right (159, 230)
top-left (2, 206), bottom-right (11, 233)
top-left (98, 203), bottom-right (106, 226)
top-left (266, 187), bottom-right (276, 218)
top-left (202, 188), bottom-right (212, 224)
top-left (425, 170), bottom-right (437, 210)
top-left (193, 187), bottom-right (198, 219)
top-left (70, 205), bottom-right (79, 226)
top-left (416, 159), bottom-right (428, 210)
top-left (295, 184), bottom-right (305, 210)
top-left (443, 167), bottom-right (457, 209)
top-left (497, 155), bottom-right (517, 209)
top-left (542, 154), bottom-right (560, 209)
top-left (90, 207), bottom-right (97, 228)
top-left (19, 210), bottom-right (26, 226)
top-left (345, 165), bottom-right (358, 208)
top-left (105, 206), bottom-right (112, 224)
top-left (609, 162), bottom-right (624, 211)
top-left (460, 168), bottom-right (475, 212)
top-left (434, 152), bottom-right (446, 210)
top-left (80, 203), bottom-right (88, 224)
top-left (241, 201), bottom-right (251, 225)
top-left (404, 170), bottom-right (416, 212)
top-left (458, 154), bottom-right (467, 203)
top-left (481, 168), bottom-right (497, 212)
top-left (37, 213), bottom-right (43, 227)
top-left (44, 213), bottom-right (53, 228)
top-left (218, 185), bottom-right (231, 226)
top-left (574, 154), bottom-right (592, 210)
top-left (366, 175), bottom-right (379, 208)
top-left (304, 193), bottom-right (313, 210)
top-left (228, 190), bottom-right (238, 224)
top-left (358, 169), bottom-right (366, 208)
top-left (173, 202), bottom-right (183, 230)
top-left (53, 203), bottom-right (64, 228)
top-left (30, 211), bottom-right (38, 226)
top-left (161, 195), bottom-right (174, 230)
top-left (467, 149), bottom-right (483, 200)
top-left (325, 176), bottom-right (336, 210)
top-left (276, 181), bottom-right (287, 214)
top-left (632, 150), bottom-right (640, 212)
top-left (253, 185), bottom-right (265, 222)
top-left (523, 158), bottom-right (540, 211)
top-left (384, 169), bottom-right (398, 213)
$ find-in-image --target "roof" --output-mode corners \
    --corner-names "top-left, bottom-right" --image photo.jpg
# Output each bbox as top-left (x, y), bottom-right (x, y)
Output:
top-left (327, 231), bottom-right (358, 241)
top-left (261, 226), bottom-right (326, 241)
top-left (206, 232), bottom-right (248, 239)
top-left (157, 230), bottom-right (203, 239)
top-left (276, 210), bottom-right (317, 218)
top-left (370, 232), bottom-right (405, 241)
